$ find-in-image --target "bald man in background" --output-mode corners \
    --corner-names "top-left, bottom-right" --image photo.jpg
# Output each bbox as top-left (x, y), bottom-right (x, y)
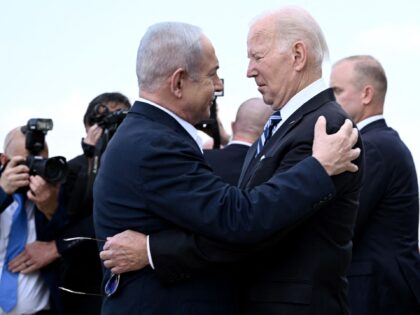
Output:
top-left (330, 55), bottom-right (420, 315)
top-left (204, 97), bottom-right (272, 185)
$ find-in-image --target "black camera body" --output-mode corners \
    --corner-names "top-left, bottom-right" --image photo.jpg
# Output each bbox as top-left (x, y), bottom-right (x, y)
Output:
top-left (89, 104), bottom-right (128, 132)
top-left (20, 118), bottom-right (68, 184)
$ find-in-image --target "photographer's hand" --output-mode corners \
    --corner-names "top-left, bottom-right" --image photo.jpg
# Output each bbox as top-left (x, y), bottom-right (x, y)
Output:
top-left (84, 124), bottom-right (103, 146)
top-left (9, 240), bottom-right (60, 274)
top-left (27, 175), bottom-right (59, 220)
top-left (0, 155), bottom-right (30, 194)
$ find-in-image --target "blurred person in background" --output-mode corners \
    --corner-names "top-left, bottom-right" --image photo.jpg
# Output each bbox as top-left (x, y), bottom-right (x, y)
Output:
top-left (204, 97), bottom-right (272, 184)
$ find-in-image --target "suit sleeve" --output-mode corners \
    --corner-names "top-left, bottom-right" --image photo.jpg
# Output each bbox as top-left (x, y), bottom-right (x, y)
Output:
top-left (140, 140), bottom-right (335, 244)
top-left (147, 114), bottom-right (363, 283)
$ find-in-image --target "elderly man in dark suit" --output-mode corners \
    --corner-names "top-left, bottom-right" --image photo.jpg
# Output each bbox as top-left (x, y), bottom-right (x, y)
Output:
top-left (330, 55), bottom-right (420, 315)
top-left (94, 17), bottom-right (361, 315)
top-left (204, 97), bottom-right (272, 185)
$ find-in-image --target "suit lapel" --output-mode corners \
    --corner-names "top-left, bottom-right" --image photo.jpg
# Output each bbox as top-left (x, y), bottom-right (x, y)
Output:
top-left (239, 89), bottom-right (336, 187)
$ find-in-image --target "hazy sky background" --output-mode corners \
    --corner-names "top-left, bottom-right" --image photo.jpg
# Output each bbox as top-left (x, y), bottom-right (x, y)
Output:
top-left (1, 0), bottom-right (419, 179)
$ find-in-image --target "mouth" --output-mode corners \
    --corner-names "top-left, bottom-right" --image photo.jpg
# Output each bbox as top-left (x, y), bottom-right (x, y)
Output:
top-left (257, 85), bottom-right (265, 93)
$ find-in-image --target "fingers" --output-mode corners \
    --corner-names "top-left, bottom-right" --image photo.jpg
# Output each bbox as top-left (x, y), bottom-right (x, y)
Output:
top-left (9, 251), bottom-right (36, 273)
top-left (9, 251), bottom-right (28, 270)
top-left (313, 116), bottom-right (326, 138)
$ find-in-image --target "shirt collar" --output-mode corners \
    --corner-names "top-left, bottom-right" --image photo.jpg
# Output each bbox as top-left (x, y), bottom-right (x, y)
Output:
top-left (276, 78), bottom-right (327, 132)
top-left (138, 97), bottom-right (203, 152)
top-left (227, 140), bottom-right (252, 147)
top-left (356, 114), bottom-right (384, 130)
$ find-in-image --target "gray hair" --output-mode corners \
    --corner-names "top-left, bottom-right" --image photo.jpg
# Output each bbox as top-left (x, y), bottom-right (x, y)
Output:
top-left (136, 22), bottom-right (204, 92)
top-left (253, 6), bottom-right (329, 68)
top-left (336, 55), bottom-right (387, 100)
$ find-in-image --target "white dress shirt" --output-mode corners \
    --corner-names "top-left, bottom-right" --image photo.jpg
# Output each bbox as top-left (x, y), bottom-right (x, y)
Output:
top-left (356, 114), bottom-right (384, 131)
top-left (274, 78), bottom-right (328, 134)
top-left (0, 199), bottom-right (50, 315)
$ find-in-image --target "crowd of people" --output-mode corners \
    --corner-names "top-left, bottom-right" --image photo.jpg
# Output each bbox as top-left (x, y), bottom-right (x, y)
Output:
top-left (1, 4), bottom-right (419, 315)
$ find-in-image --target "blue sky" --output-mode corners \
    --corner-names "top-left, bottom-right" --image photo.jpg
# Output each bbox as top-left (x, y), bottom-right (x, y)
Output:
top-left (1, 0), bottom-right (420, 177)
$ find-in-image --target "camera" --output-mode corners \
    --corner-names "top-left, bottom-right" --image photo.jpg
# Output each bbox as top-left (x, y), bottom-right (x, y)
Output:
top-left (21, 118), bottom-right (53, 155)
top-left (20, 118), bottom-right (68, 184)
top-left (23, 155), bottom-right (68, 184)
top-left (89, 104), bottom-right (128, 132)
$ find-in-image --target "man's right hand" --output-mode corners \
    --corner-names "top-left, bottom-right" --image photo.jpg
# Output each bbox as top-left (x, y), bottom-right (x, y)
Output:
top-left (0, 156), bottom-right (30, 194)
top-left (312, 116), bottom-right (360, 176)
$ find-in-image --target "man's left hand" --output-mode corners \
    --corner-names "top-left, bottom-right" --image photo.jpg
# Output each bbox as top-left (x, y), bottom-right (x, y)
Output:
top-left (27, 175), bottom-right (59, 220)
top-left (9, 240), bottom-right (60, 274)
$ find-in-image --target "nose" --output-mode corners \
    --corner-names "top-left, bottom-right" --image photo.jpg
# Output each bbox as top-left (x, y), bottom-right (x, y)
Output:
top-left (214, 76), bottom-right (224, 93)
top-left (247, 60), bottom-right (257, 78)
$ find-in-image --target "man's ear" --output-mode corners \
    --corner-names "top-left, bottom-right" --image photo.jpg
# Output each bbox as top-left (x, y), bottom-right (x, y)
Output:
top-left (362, 85), bottom-right (375, 105)
top-left (170, 68), bottom-right (187, 98)
top-left (292, 41), bottom-right (307, 72)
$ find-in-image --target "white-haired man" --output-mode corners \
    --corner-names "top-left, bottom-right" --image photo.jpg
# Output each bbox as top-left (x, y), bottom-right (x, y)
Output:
top-left (95, 15), bottom-right (361, 315)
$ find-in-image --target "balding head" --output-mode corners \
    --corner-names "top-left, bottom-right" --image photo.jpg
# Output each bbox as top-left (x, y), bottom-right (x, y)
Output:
top-left (2, 126), bottom-right (48, 159)
top-left (330, 55), bottom-right (387, 123)
top-left (231, 98), bottom-right (273, 144)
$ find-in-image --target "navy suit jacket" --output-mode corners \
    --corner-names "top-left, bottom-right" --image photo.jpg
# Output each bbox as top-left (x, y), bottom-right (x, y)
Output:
top-left (347, 119), bottom-right (420, 315)
top-left (203, 143), bottom-right (250, 185)
top-left (149, 89), bottom-right (364, 315)
top-left (92, 101), bottom-right (337, 315)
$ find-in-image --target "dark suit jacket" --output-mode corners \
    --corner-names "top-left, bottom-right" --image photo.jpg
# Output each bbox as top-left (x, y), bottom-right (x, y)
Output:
top-left (92, 100), bottom-right (337, 315)
top-left (57, 154), bottom-right (103, 315)
top-left (149, 89), bottom-right (364, 315)
top-left (203, 143), bottom-right (250, 185)
top-left (347, 119), bottom-right (420, 315)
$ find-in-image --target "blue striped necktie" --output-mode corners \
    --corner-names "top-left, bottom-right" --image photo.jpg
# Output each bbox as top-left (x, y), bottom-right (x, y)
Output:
top-left (0, 193), bottom-right (28, 313)
top-left (256, 111), bottom-right (282, 156)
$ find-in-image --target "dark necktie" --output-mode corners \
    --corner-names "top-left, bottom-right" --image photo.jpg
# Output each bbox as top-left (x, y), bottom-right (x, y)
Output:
top-left (0, 193), bottom-right (28, 313)
top-left (256, 111), bottom-right (282, 156)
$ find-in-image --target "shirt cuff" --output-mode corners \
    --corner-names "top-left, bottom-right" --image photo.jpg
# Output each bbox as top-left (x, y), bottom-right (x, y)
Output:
top-left (147, 235), bottom-right (155, 270)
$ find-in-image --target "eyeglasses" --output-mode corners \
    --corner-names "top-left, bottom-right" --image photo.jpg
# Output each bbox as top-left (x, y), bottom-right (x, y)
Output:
top-left (58, 237), bottom-right (120, 297)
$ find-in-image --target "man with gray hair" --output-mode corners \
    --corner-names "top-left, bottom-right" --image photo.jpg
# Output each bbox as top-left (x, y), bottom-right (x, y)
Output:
top-left (330, 55), bottom-right (420, 315)
top-left (95, 16), bottom-right (361, 315)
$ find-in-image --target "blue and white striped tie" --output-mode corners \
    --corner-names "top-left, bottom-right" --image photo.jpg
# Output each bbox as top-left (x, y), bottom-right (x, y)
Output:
top-left (256, 111), bottom-right (281, 156)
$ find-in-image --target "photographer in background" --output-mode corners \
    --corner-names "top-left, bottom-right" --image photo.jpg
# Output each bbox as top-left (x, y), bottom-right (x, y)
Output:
top-left (58, 92), bottom-right (131, 315)
top-left (0, 125), bottom-right (67, 315)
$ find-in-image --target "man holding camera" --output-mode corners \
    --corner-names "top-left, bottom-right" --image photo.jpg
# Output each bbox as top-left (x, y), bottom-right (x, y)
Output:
top-left (0, 126), bottom-right (67, 315)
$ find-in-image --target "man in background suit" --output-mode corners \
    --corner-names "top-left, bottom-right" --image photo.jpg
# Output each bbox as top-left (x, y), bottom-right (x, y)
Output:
top-left (204, 97), bottom-right (272, 184)
top-left (100, 7), bottom-right (363, 315)
top-left (330, 55), bottom-right (420, 315)
top-left (94, 20), bottom-right (360, 315)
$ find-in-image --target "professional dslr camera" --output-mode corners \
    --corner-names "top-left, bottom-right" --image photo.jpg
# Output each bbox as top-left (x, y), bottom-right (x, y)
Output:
top-left (89, 104), bottom-right (128, 134)
top-left (20, 118), bottom-right (68, 184)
